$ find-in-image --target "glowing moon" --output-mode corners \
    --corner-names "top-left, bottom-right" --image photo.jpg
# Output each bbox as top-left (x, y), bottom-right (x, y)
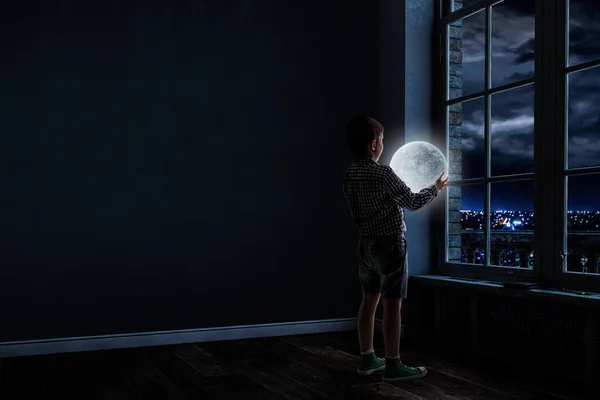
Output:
top-left (390, 141), bottom-right (447, 192)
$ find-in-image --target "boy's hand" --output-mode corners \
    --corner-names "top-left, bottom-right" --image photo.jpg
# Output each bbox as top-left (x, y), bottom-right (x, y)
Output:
top-left (434, 172), bottom-right (449, 192)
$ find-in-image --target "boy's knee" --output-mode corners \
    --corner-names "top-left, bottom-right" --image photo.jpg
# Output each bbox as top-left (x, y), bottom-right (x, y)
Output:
top-left (382, 297), bottom-right (402, 310)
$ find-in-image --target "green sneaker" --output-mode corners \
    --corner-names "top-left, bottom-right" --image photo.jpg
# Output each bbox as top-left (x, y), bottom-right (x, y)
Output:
top-left (357, 352), bottom-right (386, 376)
top-left (383, 358), bottom-right (427, 381)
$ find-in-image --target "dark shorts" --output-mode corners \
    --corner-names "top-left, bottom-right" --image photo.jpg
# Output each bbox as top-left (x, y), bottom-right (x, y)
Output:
top-left (356, 234), bottom-right (408, 299)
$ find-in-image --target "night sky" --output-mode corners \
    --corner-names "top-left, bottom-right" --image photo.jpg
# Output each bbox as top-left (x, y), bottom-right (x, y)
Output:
top-left (455, 0), bottom-right (600, 211)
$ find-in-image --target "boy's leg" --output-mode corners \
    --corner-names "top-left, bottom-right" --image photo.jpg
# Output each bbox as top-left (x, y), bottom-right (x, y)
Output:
top-left (358, 292), bottom-right (381, 353)
top-left (356, 292), bottom-right (385, 375)
top-left (356, 236), bottom-right (386, 375)
top-left (379, 236), bottom-right (427, 381)
top-left (382, 297), bottom-right (402, 358)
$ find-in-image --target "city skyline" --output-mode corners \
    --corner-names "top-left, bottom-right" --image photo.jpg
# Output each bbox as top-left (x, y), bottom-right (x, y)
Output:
top-left (455, 0), bottom-right (600, 210)
top-left (460, 209), bottom-right (600, 231)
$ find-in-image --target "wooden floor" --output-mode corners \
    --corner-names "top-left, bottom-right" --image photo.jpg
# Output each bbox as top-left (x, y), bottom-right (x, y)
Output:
top-left (0, 331), bottom-right (592, 399)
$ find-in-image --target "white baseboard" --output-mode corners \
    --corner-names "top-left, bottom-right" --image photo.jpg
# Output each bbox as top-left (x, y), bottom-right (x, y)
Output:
top-left (0, 318), bottom-right (357, 359)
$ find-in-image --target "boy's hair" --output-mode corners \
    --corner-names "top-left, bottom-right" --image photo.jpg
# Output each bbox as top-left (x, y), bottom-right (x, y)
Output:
top-left (346, 116), bottom-right (384, 157)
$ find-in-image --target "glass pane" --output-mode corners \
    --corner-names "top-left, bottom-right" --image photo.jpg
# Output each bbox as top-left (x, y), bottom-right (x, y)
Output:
top-left (567, 66), bottom-right (600, 169)
top-left (564, 174), bottom-right (600, 275)
top-left (490, 83), bottom-right (534, 176)
top-left (452, 0), bottom-right (482, 12)
top-left (447, 183), bottom-right (485, 265)
top-left (448, 10), bottom-right (485, 100)
top-left (568, 0), bottom-right (600, 67)
top-left (448, 98), bottom-right (486, 180)
top-left (490, 180), bottom-right (534, 268)
top-left (491, 0), bottom-right (535, 88)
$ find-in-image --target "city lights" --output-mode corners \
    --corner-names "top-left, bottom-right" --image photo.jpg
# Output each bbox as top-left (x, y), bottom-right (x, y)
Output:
top-left (454, 209), bottom-right (600, 273)
top-left (458, 209), bottom-right (600, 231)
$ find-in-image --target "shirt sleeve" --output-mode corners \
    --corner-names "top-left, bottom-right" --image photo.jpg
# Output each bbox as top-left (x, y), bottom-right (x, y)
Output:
top-left (382, 166), bottom-right (438, 211)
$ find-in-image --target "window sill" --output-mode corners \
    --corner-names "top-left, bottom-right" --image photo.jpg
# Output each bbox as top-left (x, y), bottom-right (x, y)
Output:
top-left (411, 274), bottom-right (600, 308)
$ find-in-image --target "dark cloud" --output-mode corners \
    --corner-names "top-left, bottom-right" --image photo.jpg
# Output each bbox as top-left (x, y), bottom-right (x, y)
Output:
top-left (567, 65), bottom-right (600, 169)
top-left (456, 0), bottom-right (600, 177)
top-left (505, 72), bottom-right (532, 82)
top-left (463, 25), bottom-right (485, 40)
top-left (569, 0), bottom-right (600, 63)
top-left (490, 2), bottom-right (535, 86)
top-left (498, 0), bottom-right (535, 16)
top-left (491, 84), bottom-right (533, 118)
top-left (452, 0), bottom-right (600, 209)
top-left (569, 26), bottom-right (600, 60)
top-left (511, 38), bottom-right (535, 64)
top-left (459, 10), bottom-right (486, 97)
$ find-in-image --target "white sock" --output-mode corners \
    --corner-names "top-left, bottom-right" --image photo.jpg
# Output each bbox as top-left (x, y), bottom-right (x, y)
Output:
top-left (360, 349), bottom-right (374, 355)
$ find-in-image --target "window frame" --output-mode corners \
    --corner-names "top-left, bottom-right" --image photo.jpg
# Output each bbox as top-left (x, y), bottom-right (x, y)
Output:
top-left (553, 0), bottom-right (600, 292)
top-left (436, 0), bottom-right (600, 291)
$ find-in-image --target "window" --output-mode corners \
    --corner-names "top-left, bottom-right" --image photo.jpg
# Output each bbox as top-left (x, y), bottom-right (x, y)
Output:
top-left (443, 0), bottom-right (536, 277)
top-left (439, 0), bottom-right (600, 291)
top-left (560, 0), bottom-right (600, 284)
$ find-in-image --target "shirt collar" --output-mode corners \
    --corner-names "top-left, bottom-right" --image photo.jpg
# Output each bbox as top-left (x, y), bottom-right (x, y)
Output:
top-left (354, 156), bottom-right (377, 163)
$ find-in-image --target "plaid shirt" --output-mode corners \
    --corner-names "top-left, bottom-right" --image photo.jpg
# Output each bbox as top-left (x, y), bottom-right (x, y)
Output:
top-left (342, 157), bottom-right (438, 236)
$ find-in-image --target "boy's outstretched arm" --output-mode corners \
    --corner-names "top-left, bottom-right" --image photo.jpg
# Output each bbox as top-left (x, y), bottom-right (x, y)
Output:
top-left (382, 166), bottom-right (439, 211)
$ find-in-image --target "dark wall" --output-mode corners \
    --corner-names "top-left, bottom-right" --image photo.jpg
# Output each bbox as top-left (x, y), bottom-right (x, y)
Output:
top-left (0, 0), bottom-right (375, 341)
top-left (404, 278), bottom-right (600, 386)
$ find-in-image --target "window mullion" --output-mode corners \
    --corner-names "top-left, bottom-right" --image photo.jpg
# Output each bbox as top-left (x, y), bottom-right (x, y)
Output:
top-left (484, 5), bottom-right (491, 266)
top-left (553, 0), bottom-right (568, 285)
top-left (533, 0), bottom-right (551, 284)
top-left (535, 0), bottom-right (566, 286)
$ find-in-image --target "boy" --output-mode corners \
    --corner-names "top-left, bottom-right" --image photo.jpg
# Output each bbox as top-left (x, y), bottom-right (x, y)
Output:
top-left (342, 116), bottom-right (447, 381)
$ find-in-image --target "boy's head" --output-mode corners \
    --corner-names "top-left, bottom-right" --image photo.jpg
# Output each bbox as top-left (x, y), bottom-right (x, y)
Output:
top-left (346, 116), bottom-right (384, 161)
